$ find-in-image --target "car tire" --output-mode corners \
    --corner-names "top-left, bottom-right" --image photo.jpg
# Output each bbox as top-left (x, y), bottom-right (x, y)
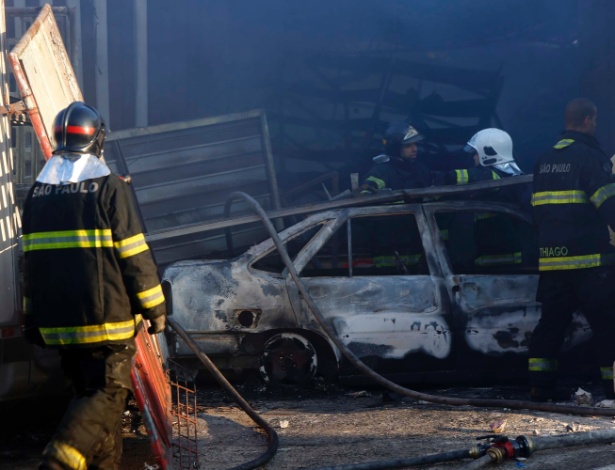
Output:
top-left (259, 332), bottom-right (318, 386)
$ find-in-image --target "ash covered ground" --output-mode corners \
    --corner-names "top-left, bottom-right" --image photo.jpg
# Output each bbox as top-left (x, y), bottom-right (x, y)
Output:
top-left (2, 378), bottom-right (615, 470)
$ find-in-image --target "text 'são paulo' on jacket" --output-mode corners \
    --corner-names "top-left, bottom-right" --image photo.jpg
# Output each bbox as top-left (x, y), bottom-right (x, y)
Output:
top-left (21, 154), bottom-right (166, 347)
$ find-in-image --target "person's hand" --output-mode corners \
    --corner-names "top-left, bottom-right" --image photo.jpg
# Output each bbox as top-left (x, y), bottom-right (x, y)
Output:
top-left (147, 315), bottom-right (166, 335)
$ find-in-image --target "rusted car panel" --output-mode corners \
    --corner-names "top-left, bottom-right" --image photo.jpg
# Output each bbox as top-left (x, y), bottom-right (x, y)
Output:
top-left (163, 193), bottom-right (594, 384)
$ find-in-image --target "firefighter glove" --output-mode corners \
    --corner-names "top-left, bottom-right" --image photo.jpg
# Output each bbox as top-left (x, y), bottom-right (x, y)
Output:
top-left (147, 315), bottom-right (166, 335)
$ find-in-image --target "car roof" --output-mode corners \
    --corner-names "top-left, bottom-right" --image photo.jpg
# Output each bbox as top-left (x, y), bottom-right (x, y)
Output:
top-left (245, 176), bottom-right (533, 257)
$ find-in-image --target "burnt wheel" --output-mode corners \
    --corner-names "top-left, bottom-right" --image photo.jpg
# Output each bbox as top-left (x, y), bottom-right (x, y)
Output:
top-left (259, 333), bottom-right (318, 386)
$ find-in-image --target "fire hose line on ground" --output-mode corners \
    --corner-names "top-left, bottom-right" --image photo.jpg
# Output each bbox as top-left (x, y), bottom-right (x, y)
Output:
top-left (302, 429), bottom-right (615, 470)
top-left (166, 316), bottom-right (279, 470)
top-left (218, 191), bottom-right (615, 469)
top-left (458, 429), bottom-right (615, 470)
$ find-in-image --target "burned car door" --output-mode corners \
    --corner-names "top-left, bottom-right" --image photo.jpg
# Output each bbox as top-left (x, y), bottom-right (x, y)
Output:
top-left (427, 201), bottom-right (592, 361)
top-left (286, 205), bottom-right (452, 373)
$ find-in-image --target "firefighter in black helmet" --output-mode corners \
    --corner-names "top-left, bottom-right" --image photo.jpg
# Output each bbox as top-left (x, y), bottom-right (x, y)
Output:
top-left (358, 123), bottom-right (429, 273)
top-left (20, 102), bottom-right (167, 470)
top-left (359, 122), bottom-right (431, 194)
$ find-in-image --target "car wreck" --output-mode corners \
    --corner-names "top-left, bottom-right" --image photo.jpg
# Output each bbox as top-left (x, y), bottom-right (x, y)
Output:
top-left (161, 178), bottom-right (593, 386)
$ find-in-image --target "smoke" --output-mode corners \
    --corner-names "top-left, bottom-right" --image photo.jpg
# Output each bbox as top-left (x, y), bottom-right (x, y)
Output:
top-left (113, 0), bottom-right (585, 173)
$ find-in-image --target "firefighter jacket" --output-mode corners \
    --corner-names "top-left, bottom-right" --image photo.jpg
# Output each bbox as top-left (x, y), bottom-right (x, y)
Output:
top-left (21, 154), bottom-right (166, 347)
top-left (360, 156), bottom-right (431, 194)
top-left (532, 130), bottom-right (615, 271)
top-left (433, 165), bottom-right (531, 211)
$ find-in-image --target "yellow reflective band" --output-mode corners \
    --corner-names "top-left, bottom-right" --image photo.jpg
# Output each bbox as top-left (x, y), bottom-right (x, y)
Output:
top-left (365, 176), bottom-right (386, 190)
top-left (491, 171), bottom-right (501, 180)
top-left (601, 366), bottom-right (614, 380)
top-left (475, 212), bottom-right (496, 221)
top-left (590, 183), bottom-right (615, 209)
top-left (137, 284), bottom-right (165, 309)
top-left (23, 229), bottom-right (113, 251)
top-left (114, 233), bottom-right (149, 259)
top-left (455, 169), bottom-right (469, 185)
top-left (539, 253), bottom-right (602, 271)
top-left (474, 252), bottom-right (522, 266)
top-left (553, 138), bottom-right (575, 149)
top-left (529, 357), bottom-right (558, 372)
top-left (40, 318), bottom-right (136, 346)
top-left (531, 190), bottom-right (588, 206)
top-left (22, 296), bottom-right (31, 315)
top-left (46, 440), bottom-right (87, 470)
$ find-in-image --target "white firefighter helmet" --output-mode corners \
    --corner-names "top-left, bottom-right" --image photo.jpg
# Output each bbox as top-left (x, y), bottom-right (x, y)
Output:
top-left (464, 128), bottom-right (522, 175)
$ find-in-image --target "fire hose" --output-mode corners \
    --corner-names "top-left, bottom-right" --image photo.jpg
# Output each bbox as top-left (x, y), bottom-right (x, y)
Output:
top-left (304, 429), bottom-right (615, 470)
top-left (166, 316), bottom-right (279, 470)
top-left (458, 429), bottom-right (615, 469)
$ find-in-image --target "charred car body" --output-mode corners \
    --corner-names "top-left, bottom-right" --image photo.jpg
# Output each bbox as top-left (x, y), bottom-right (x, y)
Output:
top-left (162, 179), bottom-right (594, 386)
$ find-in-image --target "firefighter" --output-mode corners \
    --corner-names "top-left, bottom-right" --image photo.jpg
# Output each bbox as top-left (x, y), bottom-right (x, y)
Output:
top-left (432, 128), bottom-right (529, 208)
top-left (433, 128), bottom-right (522, 183)
top-left (433, 129), bottom-right (529, 267)
top-left (358, 123), bottom-right (429, 271)
top-left (20, 102), bottom-right (167, 469)
top-left (528, 97), bottom-right (615, 402)
top-left (359, 122), bottom-right (431, 194)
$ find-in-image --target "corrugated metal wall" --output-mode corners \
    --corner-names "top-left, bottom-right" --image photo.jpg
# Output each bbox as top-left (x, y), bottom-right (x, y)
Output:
top-left (104, 109), bottom-right (281, 267)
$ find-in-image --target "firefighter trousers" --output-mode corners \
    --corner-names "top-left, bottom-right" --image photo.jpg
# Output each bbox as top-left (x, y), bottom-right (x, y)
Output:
top-left (528, 266), bottom-right (615, 399)
top-left (40, 341), bottom-right (136, 470)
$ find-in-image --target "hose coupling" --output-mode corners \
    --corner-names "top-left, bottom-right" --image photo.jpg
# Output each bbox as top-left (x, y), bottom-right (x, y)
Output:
top-left (486, 446), bottom-right (507, 464)
top-left (513, 435), bottom-right (534, 458)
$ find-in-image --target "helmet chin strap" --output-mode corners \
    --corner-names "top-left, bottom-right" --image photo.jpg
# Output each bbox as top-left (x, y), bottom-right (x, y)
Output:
top-left (87, 126), bottom-right (106, 158)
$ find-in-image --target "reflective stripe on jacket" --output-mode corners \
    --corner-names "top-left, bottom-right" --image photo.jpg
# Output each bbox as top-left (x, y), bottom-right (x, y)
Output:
top-left (531, 130), bottom-right (615, 271)
top-left (22, 174), bottom-right (166, 347)
top-left (360, 158), bottom-right (431, 193)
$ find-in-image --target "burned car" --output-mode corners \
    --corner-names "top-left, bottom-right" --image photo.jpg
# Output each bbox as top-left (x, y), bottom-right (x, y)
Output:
top-left (161, 184), bottom-right (593, 385)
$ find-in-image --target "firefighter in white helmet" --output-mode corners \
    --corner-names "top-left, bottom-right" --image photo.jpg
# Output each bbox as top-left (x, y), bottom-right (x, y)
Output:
top-left (433, 128), bottom-right (530, 269)
top-left (433, 127), bottom-right (530, 208)
top-left (434, 128), bottom-right (522, 184)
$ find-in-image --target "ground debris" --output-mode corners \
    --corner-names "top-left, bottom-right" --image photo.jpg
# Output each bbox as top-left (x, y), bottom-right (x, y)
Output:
top-left (3, 381), bottom-right (615, 469)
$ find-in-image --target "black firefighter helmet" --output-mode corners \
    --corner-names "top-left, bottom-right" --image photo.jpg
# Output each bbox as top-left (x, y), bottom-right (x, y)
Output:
top-left (382, 122), bottom-right (424, 157)
top-left (53, 101), bottom-right (106, 157)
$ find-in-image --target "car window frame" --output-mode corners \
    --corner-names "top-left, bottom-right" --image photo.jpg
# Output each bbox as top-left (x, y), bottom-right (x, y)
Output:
top-left (423, 200), bottom-right (537, 277)
top-left (246, 211), bottom-right (340, 277)
top-left (292, 204), bottom-right (441, 278)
